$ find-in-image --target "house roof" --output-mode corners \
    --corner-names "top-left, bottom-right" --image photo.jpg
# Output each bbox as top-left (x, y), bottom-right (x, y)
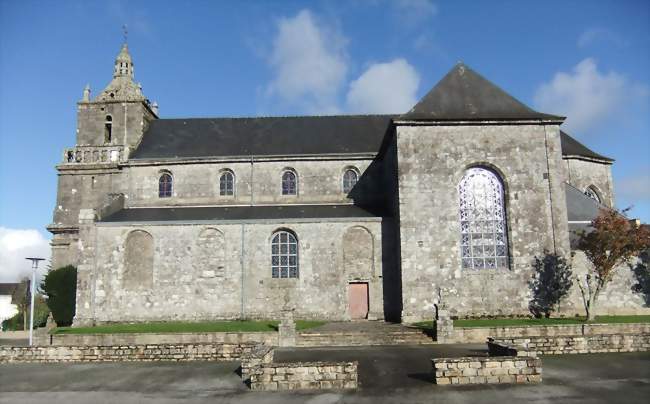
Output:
top-left (99, 204), bottom-right (383, 223)
top-left (560, 131), bottom-right (614, 163)
top-left (401, 63), bottom-right (564, 122)
top-left (130, 115), bottom-right (395, 160)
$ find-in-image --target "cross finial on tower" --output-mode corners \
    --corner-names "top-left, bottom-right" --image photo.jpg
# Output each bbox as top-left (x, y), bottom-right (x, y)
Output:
top-left (122, 24), bottom-right (128, 44)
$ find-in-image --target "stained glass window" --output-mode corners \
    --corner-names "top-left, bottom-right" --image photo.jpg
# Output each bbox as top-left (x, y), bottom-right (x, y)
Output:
top-left (219, 171), bottom-right (234, 196)
top-left (159, 173), bottom-right (173, 198)
top-left (282, 171), bottom-right (297, 195)
top-left (459, 167), bottom-right (508, 269)
top-left (342, 169), bottom-right (358, 193)
top-left (584, 187), bottom-right (601, 203)
top-left (271, 230), bottom-right (298, 278)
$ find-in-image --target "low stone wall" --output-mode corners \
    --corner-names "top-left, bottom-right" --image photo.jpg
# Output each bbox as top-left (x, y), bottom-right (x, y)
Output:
top-left (432, 356), bottom-right (542, 385)
top-left (450, 322), bottom-right (650, 343)
top-left (241, 345), bottom-right (275, 382)
top-left (0, 342), bottom-right (259, 363)
top-left (34, 331), bottom-right (278, 347)
top-left (493, 333), bottom-right (650, 355)
top-left (250, 361), bottom-right (358, 391)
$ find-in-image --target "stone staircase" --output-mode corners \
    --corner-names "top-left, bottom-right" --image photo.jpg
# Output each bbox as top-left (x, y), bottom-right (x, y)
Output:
top-left (297, 322), bottom-right (435, 347)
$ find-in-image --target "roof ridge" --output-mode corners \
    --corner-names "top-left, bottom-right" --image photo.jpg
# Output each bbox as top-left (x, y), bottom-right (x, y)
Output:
top-left (154, 114), bottom-right (398, 121)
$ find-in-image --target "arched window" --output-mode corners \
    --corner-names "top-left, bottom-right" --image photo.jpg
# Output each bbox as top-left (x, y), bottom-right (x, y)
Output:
top-left (459, 167), bottom-right (508, 270)
top-left (104, 115), bottom-right (113, 144)
top-left (584, 186), bottom-right (601, 203)
top-left (124, 230), bottom-right (154, 290)
top-left (282, 170), bottom-right (297, 195)
top-left (271, 230), bottom-right (298, 278)
top-left (159, 172), bottom-right (173, 198)
top-left (219, 170), bottom-right (235, 196)
top-left (342, 169), bottom-right (358, 193)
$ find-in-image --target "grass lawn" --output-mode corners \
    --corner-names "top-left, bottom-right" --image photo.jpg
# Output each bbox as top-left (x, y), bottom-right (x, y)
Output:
top-left (412, 315), bottom-right (650, 330)
top-left (53, 320), bottom-right (326, 334)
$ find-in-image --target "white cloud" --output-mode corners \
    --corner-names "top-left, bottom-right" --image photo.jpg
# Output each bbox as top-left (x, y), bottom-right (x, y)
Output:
top-left (533, 58), bottom-right (643, 133)
top-left (0, 228), bottom-right (51, 283)
top-left (266, 10), bottom-right (348, 113)
top-left (346, 59), bottom-right (420, 114)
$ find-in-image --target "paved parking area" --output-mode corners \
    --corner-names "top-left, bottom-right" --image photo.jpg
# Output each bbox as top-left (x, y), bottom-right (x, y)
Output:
top-left (1, 346), bottom-right (648, 404)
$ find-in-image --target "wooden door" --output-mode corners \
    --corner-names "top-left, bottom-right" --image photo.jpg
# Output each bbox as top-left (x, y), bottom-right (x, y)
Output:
top-left (348, 282), bottom-right (369, 319)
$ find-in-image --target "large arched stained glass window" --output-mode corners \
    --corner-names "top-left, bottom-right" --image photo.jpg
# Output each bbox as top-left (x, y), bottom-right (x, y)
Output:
top-left (271, 230), bottom-right (298, 278)
top-left (159, 173), bottom-right (173, 198)
top-left (459, 167), bottom-right (508, 269)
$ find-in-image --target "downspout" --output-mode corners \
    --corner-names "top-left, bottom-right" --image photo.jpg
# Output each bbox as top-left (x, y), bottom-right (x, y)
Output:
top-left (543, 126), bottom-right (558, 254)
top-left (240, 223), bottom-right (245, 319)
top-left (250, 155), bottom-right (254, 206)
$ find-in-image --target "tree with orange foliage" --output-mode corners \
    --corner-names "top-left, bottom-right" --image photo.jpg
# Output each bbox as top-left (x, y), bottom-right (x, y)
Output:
top-left (576, 208), bottom-right (650, 321)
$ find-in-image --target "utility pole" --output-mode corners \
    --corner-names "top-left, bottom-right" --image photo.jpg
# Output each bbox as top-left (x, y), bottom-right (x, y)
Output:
top-left (25, 257), bottom-right (45, 346)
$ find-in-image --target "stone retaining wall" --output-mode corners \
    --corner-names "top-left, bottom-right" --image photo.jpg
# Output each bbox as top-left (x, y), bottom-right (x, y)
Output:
top-left (432, 356), bottom-right (542, 385)
top-left (493, 333), bottom-right (650, 355)
top-left (0, 343), bottom-right (258, 363)
top-left (249, 361), bottom-right (358, 391)
top-left (34, 331), bottom-right (278, 347)
top-left (450, 322), bottom-right (650, 343)
top-left (241, 345), bottom-right (275, 382)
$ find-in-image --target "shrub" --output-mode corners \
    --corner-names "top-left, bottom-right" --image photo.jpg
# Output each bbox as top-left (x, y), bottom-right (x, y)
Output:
top-left (40, 265), bottom-right (77, 326)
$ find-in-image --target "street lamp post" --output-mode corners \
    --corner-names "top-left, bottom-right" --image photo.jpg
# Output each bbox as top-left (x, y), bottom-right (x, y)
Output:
top-left (25, 257), bottom-right (45, 346)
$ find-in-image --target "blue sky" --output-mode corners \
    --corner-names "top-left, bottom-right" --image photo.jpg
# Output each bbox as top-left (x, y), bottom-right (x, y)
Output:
top-left (0, 0), bottom-right (649, 279)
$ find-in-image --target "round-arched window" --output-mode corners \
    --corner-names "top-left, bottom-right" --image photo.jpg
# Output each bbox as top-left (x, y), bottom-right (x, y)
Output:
top-left (282, 171), bottom-right (297, 195)
top-left (342, 169), bottom-right (358, 193)
top-left (459, 167), bottom-right (508, 269)
top-left (159, 173), bottom-right (173, 198)
top-left (219, 170), bottom-right (235, 196)
top-left (271, 230), bottom-right (298, 278)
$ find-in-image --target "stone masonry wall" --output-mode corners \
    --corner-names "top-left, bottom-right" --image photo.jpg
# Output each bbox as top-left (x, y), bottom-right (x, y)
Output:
top-left (34, 331), bottom-right (278, 347)
top-left (250, 361), bottom-right (358, 391)
top-left (494, 334), bottom-right (650, 355)
top-left (432, 356), bottom-right (542, 385)
top-left (80, 220), bottom-right (383, 323)
top-left (563, 158), bottom-right (614, 207)
top-left (450, 322), bottom-right (650, 343)
top-left (397, 123), bottom-right (571, 321)
top-left (0, 342), bottom-right (258, 364)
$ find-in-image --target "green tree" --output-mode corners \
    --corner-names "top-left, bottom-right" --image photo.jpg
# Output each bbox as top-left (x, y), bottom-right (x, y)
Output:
top-left (40, 265), bottom-right (77, 326)
top-left (576, 209), bottom-right (650, 321)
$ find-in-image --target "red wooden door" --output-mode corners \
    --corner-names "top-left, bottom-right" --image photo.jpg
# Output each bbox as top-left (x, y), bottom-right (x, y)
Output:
top-left (349, 283), bottom-right (369, 319)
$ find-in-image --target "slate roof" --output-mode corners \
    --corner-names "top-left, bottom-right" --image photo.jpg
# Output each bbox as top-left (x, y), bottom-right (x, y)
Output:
top-left (100, 204), bottom-right (383, 223)
top-left (401, 63), bottom-right (563, 121)
top-left (0, 283), bottom-right (19, 296)
top-left (130, 115), bottom-right (395, 160)
top-left (560, 131), bottom-right (614, 162)
top-left (565, 183), bottom-right (609, 248)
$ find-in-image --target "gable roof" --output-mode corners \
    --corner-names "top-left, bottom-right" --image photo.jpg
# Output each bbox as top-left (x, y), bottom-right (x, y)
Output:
top-left (560, 131), bottom-right (614, 163)
top-left (130, 115), bottom-right (394, 160)
top-left (401, 63), bottom-right (564, 122)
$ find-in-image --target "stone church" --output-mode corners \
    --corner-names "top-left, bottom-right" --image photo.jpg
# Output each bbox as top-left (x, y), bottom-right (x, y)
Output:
top-left (49, 43), bottom-right (647, 326)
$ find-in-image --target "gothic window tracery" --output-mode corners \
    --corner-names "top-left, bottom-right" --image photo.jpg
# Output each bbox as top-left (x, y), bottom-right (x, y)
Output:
top-left (459, 167), bottom-right (509, 270)
top-left (584, 186), bottom-right (601, 203)
top-left (282, 170), bottom-right (297, 195)
top-left (159, 172), bottom-right (173, 198)
top-left (342, 169), bottom-right (358, 193)
top-left (219, 170), bottom-right (235, 196)
top-left (271, 230), bottom-right (298, 278)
